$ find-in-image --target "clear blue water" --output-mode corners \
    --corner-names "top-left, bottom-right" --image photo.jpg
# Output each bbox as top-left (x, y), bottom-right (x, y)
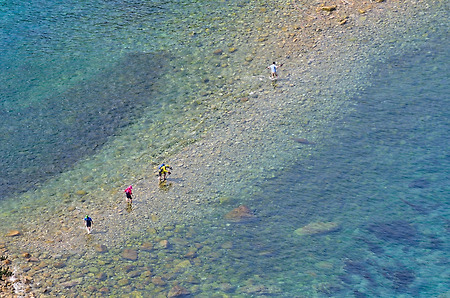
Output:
top-left (1, 0), bottom-right (449, 296)
top-left (192, 22), bottom-right (449, 296)
top-left (0, 0), bottom-right (248, 198)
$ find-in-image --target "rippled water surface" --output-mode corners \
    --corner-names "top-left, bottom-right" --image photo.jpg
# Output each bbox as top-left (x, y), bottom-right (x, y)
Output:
top-left (1, 0), bottom-right (448, 296)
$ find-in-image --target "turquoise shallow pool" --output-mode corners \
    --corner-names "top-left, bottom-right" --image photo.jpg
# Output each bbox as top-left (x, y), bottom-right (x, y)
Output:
top-left (1, 0), bottom-right (448, 296)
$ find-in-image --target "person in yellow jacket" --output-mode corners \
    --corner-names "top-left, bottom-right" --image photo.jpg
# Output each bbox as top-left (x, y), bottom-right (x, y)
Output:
top-left (158, 163), bottom-right (172, 182)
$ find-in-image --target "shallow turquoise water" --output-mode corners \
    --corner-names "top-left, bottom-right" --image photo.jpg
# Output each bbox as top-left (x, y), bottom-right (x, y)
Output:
top-left (1, 0), bottom-right (449, 296)
top-left (197, 26), bottom-right (449, 296)
top-left (0, 0), bottom-right (261, 199)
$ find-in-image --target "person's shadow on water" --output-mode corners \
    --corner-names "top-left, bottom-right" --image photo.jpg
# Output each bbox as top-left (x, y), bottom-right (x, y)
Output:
top-left (126, 202), bottom-right (133, 213)
top-left (158, 181), bottom-right (173, 192)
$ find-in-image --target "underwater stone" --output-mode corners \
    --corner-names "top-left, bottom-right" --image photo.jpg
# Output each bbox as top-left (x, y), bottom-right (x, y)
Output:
top-left (124, 264), bottom-right (135, 272)
top-left (320, 5), bottom-right (337, 11)
top-left (128, 270), bottom-right (140, 278)
top-left (151, 276), bottom-right (166, 286)
top-left (392, 269), bottom-right (415, 290)
top-left (224, 205), bottom-right (255, 222)
top-left (381, 266), bottom-right (415, 291)
top-left (96, 272), bottom-right (107, 281)
top-left (168, 284), bottom-right (190, 297)
top-left (213, 49), bottom-right (223, 55)
top-left (240, 284), bottom-right (272, 295)
top-left (122, 249), bottom-right (138, 261)
top-left (174, 260), bottom-right (192, 273)
top-left (117, 278), bottom-right (130, 286)
top-left (184, 251), bottom-right (197, 259)
top-left (220, 282), bottom-right (235, 293)
top-left (140, 242), bottom-right (153, 251)
top-left (292, 137), bottom-right (315, 144)
top-left (159, 240), bottom-right (169, 248)
top-left (294, 221), bottom-right (340, 236)
top-left (60, 278), bottom-right (82, 288)
top-left (53, 262), bottom-right (65, 269)
top-left (94, 244), bottom-right (108, 253)
top-left (408, 178), bottom-right (430, 188)
top-left (6, 230), bottom-right (21, 237)
top-left (313, 282), bottom-right (342, 295)
top-left (368, 220), bottom-right (418, 245)
top-left (88, 267), bottom-right (99, 274)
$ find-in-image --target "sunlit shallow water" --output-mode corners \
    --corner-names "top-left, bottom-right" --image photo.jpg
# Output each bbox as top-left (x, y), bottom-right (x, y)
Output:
top-left (1, 0), bottom-right (448, 296)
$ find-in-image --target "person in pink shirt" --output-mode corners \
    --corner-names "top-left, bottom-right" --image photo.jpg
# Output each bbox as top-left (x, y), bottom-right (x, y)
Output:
top-left (124, 185), bottom-right (133, 203)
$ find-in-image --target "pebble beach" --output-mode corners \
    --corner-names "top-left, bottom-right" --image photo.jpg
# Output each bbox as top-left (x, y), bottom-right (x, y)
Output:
top-left (1, 0), bottom-right (448, 296)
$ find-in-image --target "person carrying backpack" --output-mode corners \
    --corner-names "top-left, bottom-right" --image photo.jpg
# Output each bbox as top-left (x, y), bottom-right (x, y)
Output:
top-left (158, 163), bottom-right (172, 182)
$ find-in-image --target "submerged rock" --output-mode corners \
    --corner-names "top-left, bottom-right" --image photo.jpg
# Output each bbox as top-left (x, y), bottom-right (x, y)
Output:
top-left (174, 260), bottom-right (191, 272)
top-left (117, 278), bottom-right (130, 286)
top-left (94, 244), bottom-right (108, 253)
top-left (381, 266), bottom-right (415, 291)
top-left (239, 284), bottom-right (281, 295)
top-left (122, 249), bottom-right (138, 261)
top-left (140, 242), bottom-right (153, 251)
top-left (96, 272), bottom-right (107, 281)
top-left (294, 221), bottom-right (340, 236)
top-left (53, 261), bottom-right (65, 269)
top-left (75, 190), bottom-right (87, 196)
top-left (292, 137), bottom-right (315, 145)
top-left (159, 240), bottom-right (169, 249)
top-left (392, 269), bottom-right (415, 291)
top-left (168, 284), bottom-right (190, 297)
top-left (99, 287), bottom-right (109, 293)
top-left (224, 205), bottom-right (255, 222)
top-left (408, 178), bottom-right (430, 188)
top-left (60, 278), bottom-right (82, 288)
top-left (184, 251), bottom-right (197, 259)
top-left (368, 220), bottom-right (418, 245)
top-left (320, 5), bottom-right (337, 11)
top-left (152, 276), bottom-right (166, 286)
top-left (6, 230), bottom-right (21, 237)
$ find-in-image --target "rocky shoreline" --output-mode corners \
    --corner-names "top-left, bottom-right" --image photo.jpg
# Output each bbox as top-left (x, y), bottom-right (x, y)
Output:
top-left (1, 0), bottom-right (445, 296)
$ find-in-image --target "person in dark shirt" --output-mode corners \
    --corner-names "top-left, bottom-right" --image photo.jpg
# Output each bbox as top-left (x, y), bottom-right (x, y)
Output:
top-left (84, 215), bottom-right (93, 234)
